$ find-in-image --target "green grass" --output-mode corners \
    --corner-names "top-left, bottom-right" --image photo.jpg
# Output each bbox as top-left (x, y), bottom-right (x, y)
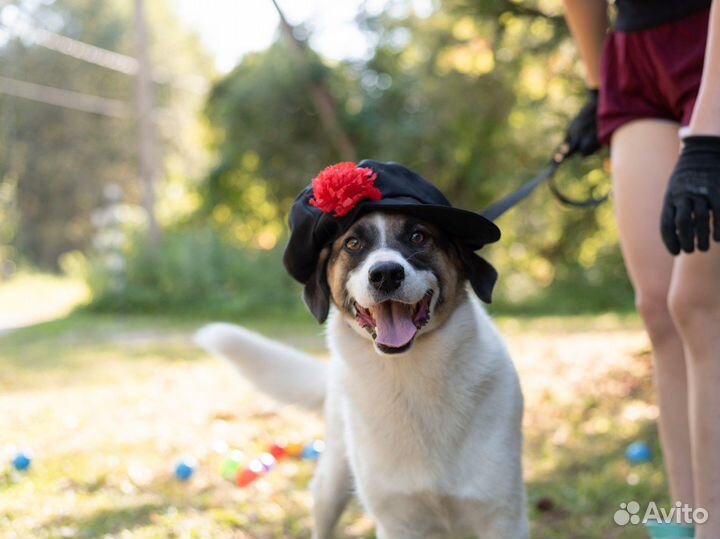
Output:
top-left (0, 274), bottom-right (665, 538)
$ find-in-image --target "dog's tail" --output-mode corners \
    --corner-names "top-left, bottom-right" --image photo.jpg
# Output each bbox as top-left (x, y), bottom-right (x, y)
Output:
top-left (194, 323), bottom-right (326, 413)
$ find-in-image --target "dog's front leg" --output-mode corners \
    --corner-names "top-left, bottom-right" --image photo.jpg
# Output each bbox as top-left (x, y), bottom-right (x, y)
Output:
top-left (376, 526), bottom-right (427, 539)
top-left (376, 521), bottom-right (442, 539)
top-left (311, 394), bottom-right (353, 539)
top-left (310, 443), bottom-right (352, 539)
top-left (467, 501), bottom-right (529, 539)
top-left (371, 499), bottom-right (445, 539)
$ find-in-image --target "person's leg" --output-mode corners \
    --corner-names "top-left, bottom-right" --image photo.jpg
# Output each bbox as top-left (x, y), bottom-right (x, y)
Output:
top-left (668, 247), bottom-right (720, 537)
top-left (611, 119), bottom-right (694, 505)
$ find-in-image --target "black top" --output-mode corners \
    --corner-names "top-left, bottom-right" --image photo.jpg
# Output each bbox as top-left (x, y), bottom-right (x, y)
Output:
top-left (615, 0), bottom-right (711, 32)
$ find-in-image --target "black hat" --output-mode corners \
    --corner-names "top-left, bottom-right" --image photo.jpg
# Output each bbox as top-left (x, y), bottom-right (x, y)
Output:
top-left (283, 160), bottom-right (501, 317)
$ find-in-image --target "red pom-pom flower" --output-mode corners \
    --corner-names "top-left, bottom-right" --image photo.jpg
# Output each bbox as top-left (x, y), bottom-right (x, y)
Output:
top-left (309, 162), bottom-right (382, 217)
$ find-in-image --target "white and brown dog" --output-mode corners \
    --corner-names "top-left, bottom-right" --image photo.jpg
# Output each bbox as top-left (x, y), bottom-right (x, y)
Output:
top-left (196, 161), bottom-right (527, 539)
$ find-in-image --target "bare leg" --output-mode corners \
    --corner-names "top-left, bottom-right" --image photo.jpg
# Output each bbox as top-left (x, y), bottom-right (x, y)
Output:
top-left (669, 247), bottom-right (720, 537)
top-left (611, 120), bottom-right (694, 504)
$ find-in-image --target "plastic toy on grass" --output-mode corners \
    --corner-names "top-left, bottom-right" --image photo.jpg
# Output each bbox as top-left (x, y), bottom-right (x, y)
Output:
top-left (221, 450), bottom-right (245, 481)
top-left (269, 443), bottom-right (288, 460)
top-left (236, 459), bottom-right (265, 487)
top-left (174, 457), bottom-right (197, 481)
top-left (625, 442), bottom-right (652, 465)
top-left (12, 451), bottom-right (32, 472)
top-left (230, 438), bottom-right (325, 487)
top-left (645, 521), bottom-right (695, 539)
top-left (301, 440), bottom-right (325, 461)
top-left (259, 453), bottom-right (276, 472)
top-left (285, 442), bottom-right (304, 458)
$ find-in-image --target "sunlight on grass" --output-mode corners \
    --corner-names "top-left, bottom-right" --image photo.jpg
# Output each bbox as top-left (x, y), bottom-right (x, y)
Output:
top-left (0, 273), bottom-right (89, 332)
top-left (0, 311), bottom-right (664, 538)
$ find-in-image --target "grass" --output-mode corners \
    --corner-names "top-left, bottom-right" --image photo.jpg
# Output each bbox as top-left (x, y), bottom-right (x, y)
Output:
top-left (0, 274), bottom-right (667, 539)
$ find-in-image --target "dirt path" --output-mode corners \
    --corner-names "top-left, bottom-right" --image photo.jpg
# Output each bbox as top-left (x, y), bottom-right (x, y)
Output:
top-left (0, 274), bottom-right (88, 335)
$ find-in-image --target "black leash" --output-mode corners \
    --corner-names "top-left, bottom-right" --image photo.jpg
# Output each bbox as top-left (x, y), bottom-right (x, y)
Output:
top-left (480, 144), bottom-right (609, 221)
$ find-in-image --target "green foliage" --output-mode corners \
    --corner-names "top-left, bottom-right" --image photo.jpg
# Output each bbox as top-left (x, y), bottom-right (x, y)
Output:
top-left (82, 228), bottom-right (305, 316)
top-left (493, 266), bottom-right (635, 316)
top-left (202, 0), bottom-right (632, 313)
top-left (0, 0), bottom-right (212, 269)
top-left (205, 41), bottom-right (341, 210)
top-left (3, 0), bottom-right (635, 313)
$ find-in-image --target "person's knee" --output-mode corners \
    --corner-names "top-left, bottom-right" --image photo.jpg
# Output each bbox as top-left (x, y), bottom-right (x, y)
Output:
top-left (668, 279), bottom-right (720, 338)
top-left (635, 290), bottom-right (675, 345)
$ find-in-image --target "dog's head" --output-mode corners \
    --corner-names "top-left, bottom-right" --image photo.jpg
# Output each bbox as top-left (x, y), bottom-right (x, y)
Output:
top-left (303, 212), bottom-right (497, 355)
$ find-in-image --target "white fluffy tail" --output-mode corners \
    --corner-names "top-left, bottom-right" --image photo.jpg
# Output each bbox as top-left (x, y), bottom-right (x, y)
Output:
top-left (194, 322), bottom-right (326, 413)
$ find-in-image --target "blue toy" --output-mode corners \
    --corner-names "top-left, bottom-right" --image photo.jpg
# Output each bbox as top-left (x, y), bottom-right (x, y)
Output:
top-left (174, 457), bottom-right (196, 481)
top-left (626, 441), bottom-right (652, 464)
top-left (301, 440), bottom-right (325, 461)
top-left (12, 451), bottom-right (31, 472)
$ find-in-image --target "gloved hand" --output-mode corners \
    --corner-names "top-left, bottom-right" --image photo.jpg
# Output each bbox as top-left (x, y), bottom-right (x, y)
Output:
top-left (660, 136), bottom-right (720, 254)
top-left (563, 88), bottom-right (601, 158)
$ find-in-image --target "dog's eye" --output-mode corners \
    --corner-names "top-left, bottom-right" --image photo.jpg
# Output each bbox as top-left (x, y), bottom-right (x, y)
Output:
top-left (345, 237), bottom-right (362, 251)
top-left (410, 231), bottom-right (426, 245)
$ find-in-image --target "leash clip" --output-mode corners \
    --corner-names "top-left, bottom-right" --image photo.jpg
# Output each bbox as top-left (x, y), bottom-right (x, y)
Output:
top-left (552, 142), bottom-right (573, 166)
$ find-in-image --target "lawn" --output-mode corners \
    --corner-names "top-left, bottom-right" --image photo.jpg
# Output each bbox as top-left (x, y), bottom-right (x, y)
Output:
top-left (0, 275), bottom-right (667, 538)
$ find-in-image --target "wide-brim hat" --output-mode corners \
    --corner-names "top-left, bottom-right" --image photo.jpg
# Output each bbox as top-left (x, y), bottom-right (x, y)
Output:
top-left (283, 159), bottom-right (500, 285)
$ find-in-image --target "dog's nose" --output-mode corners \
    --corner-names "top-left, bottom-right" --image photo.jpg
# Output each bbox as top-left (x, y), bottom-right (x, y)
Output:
top-left (368, 262), bottom-right (405, 293)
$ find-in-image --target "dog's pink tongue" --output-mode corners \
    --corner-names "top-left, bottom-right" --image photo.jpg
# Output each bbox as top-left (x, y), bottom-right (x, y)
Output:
top-left (374, 301), bottom-right (417, 348)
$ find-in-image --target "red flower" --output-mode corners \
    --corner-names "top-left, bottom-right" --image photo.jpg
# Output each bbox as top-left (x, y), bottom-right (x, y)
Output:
top-left (309, 162), bottom-right (382, 217)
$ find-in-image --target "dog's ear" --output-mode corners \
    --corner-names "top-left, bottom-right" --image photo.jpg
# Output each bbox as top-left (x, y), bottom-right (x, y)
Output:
top-left (303, 248), bottom-right (331, 323)
top-left (457, 246), bottom-right (498, 304)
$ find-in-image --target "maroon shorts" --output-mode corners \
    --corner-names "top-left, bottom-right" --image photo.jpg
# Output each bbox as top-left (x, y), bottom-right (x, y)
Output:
top-left (598, 9), bottom-right (710, 145)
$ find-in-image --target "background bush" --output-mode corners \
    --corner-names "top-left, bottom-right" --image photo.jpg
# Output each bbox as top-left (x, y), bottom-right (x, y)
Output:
top-left (1, 0), bottom-right (638, 317)
top-left (79, 228), bottom-right (305, 316)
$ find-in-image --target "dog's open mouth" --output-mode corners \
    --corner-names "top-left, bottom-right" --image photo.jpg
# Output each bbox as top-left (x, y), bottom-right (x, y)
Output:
top-left (354, 290), bottom-right (433, 353)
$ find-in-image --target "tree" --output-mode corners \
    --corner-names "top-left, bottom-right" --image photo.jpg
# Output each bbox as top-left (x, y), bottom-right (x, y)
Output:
top-left (0, 0), bottom-right (212, 268)
top-left (203, 0), bottom-right (630, 309)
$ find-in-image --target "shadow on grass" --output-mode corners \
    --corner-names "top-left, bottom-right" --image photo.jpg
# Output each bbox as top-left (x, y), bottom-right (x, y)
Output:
top-left (525, 353), bottom-right (668, 539)
top-left (42, 501), bottom-right (168, 537)
top-left (34, 463), bottom-right (321, 538)
top-left (527, 421), bottom-right (666, 539)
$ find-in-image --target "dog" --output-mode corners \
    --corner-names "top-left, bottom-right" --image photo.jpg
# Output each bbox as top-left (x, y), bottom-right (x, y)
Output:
top-left (196, 210), bottom-right (528, 539)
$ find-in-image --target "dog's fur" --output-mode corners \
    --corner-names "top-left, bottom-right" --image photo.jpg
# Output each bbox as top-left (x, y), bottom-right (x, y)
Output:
top-left (196, 212), bottom-right (527, 539)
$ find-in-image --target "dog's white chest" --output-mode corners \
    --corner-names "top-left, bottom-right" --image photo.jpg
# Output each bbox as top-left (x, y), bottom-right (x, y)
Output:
top-left (323, 297), bottom-right (527, 538)
top-left (342, 391), bottom-right (444, 492)
top-left (337, 370), bottom-right (521, 538)
top-left (336, 347), bottom-right (498, 493)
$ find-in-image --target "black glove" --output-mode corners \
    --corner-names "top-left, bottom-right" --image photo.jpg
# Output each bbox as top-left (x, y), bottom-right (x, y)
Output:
top-left (564, 89), bottom-right (601, 158)
top-left (660, 136), bottom-right (720, 254)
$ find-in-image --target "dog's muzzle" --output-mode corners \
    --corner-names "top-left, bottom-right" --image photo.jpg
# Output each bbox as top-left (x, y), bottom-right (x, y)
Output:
top-left (354, 290), bottom-right (433, 354)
